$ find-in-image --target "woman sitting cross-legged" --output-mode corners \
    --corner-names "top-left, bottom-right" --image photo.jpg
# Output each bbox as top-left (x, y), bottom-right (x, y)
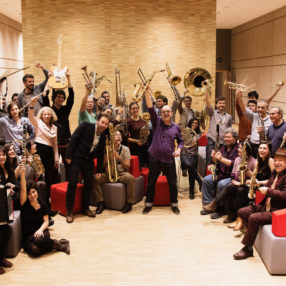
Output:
top-left (19, 163), bottom-right (70, 257)
top-left (203, 141), bottom-right (256, 223)
top-left (180, 118), bottom-right (202, 199)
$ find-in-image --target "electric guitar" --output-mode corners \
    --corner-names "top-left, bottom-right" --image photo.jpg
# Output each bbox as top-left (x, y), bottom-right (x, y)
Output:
top-left (48, 34), bottom-right (68, 89)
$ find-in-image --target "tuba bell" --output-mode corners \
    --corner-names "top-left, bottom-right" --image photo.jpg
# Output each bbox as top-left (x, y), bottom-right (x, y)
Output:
top-left (184, 67), bottom-right (212, 97)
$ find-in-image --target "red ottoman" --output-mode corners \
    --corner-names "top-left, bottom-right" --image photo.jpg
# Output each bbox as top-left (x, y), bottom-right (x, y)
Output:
top-left (272, 209), bottom-right (286, 237)
top-left (130, 155), bottom-right (141, 178)
top-left (141, 167), bottom-right (149, 194)
top-left (153, 176), bottom-right (171, 206)
top-left (50, 182), bottom-right (83, 216)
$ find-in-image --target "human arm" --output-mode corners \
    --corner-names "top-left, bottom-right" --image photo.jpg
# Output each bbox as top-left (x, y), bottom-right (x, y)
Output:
top-left (19, 163), bottom-right (27, 206)
top-left (80, 84), bottom-right (92, 113)
top-left (236, 90), bottom-right (247, 113)
top-left (28, 96), bottom-right (39, 136)
top-left (52, 126), bottom-right (59, 169)
top-left (114, 151), bottom-right (130, 171)
top-left (266, 83), bottom-right (284, 105)
top-left (35, 62), bottom-right (49, 91)
top-left (34, 215), bottom-right (49, 237)
top-left (205, 86), bottom-right (211, 108)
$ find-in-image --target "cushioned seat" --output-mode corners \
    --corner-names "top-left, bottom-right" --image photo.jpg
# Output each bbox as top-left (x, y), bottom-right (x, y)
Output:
top-left (6, 210), bottom-right (22, 257)
top-left (153, 176), bottom-right (171, 206)
top-left (50, 182), bottom-right (83, 216)
top-left (254, 224), bottom-right (286, 274)
top-left (140, 167), bottom-right (149, 194)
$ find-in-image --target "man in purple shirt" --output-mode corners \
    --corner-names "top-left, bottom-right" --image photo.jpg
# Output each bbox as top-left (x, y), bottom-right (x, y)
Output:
top-left (142, 87), bottom-right (183, 215)
top-left (200, 128), bottom-right (239, 218)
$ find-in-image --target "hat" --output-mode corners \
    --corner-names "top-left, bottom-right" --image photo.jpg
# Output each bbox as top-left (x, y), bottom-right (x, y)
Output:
top-left (274, 148), bottom-right (286, 158)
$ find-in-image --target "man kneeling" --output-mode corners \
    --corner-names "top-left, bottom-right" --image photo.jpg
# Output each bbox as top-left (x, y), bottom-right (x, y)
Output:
top-left (233, 147), bottom-right (286, 260)
top-left (93, 130), bottom-right (135, 214)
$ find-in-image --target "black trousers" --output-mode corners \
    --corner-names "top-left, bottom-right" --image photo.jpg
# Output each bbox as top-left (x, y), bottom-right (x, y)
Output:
top-left (146, 156), bottom-right (178, 205)
top-left (130, 143), bottom-right (150, 169)
top-left (216, 183), bottom-right (250, 218)
top-left (66, 158), bottom-right (94, 212)
top-left (58, 144), bottom-right (70, 181)
top-left (0, 225), bottom-right (11, 261)
top-left (180, 154), bottom-right (202, 195)
top-left (24, 229), bottom-right (54, 257)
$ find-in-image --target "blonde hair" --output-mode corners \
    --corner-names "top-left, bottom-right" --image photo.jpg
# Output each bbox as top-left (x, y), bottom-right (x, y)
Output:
top-left (37, 106), bottom-right (58, 124)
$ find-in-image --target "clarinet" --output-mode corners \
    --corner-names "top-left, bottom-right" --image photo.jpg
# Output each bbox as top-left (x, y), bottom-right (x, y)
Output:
top-left (21, 122), bottom-right (27, 162)
top-left (208, 124), bottom-right (220, 182)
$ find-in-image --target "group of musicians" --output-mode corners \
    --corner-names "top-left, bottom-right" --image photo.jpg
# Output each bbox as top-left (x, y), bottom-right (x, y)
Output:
top-left (1, 62), bottom-right (286, 274)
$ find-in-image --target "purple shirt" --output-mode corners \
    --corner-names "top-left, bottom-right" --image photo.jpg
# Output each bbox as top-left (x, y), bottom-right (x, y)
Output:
top-left (218, 143), bottom-right (239, 181)
top-left (148, 106), bottom-right (184, 164)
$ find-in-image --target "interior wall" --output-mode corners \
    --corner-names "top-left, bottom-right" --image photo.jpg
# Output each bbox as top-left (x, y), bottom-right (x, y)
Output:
top-left (0, 13), bottom-right (23, 100)
top-left (231, 5), bottom-right (286, 119)
top-left (21, 0), bottom-right (216, 131)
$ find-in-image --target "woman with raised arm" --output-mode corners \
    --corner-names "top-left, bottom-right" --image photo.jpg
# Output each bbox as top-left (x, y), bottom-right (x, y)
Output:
top-left (28, 96), bottom-right (59, 202)
top-left (19, 164), bottom-right (70, 257)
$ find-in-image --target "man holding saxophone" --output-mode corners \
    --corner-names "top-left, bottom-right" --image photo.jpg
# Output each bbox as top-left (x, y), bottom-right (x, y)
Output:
top-left (142, 87), bottom-right (183, 215)
top-left (93, 129), bottom-right (135, 214)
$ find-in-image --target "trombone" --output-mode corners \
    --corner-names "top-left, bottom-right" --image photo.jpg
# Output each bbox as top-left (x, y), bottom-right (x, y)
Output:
top-left (165, 62), bottom-right (183, 103)
top-left (132, 69), bottom-right (165, 102)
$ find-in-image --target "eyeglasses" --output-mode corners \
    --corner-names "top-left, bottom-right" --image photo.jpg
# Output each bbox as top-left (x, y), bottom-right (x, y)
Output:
top-left (161, 110), bottom-right (171, 114)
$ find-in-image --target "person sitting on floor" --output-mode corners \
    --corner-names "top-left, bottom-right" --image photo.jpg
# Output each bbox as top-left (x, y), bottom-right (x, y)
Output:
top-left (93, 129), bottom-right (135, 214)
top-left (233, 147), bottom-right (286, 260)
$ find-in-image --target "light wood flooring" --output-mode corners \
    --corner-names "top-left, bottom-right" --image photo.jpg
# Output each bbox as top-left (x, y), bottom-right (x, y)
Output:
top-left (2, 177), bottom-right (286, 286)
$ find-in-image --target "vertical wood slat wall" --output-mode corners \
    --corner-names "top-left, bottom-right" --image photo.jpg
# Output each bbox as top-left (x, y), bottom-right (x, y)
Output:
top-left (22, 0), bottom-right (216, 132)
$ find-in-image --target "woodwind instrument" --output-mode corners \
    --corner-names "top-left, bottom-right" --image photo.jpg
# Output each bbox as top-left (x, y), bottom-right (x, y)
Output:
top-left (280, 132), bottom-right (286, 148)
top-left (248, 162), bottom-right (258, 199)
top-left (258, 115), bottom-right (267, 143)
top-left (106, 123), bottom-right (118, 183)
top-left (238, 136), bottom-right (250, 185)
top-left (208, 124), bottom-right (220, 182)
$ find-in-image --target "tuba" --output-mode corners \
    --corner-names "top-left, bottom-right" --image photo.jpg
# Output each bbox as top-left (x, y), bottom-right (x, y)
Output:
top-left (139, 113), bottom-right (150, 145)
top-left (106, 123), bottom-right (118, 183)
top-left (184, 67), bottom-right (212, 97)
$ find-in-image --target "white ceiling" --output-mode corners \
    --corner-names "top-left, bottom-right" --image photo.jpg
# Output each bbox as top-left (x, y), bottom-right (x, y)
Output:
top-left (0, 0), bottom-right (286, 29)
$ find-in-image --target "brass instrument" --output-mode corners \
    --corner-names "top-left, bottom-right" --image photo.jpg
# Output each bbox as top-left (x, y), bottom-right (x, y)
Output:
top-left (26, 153), bottom-right (45, 179)
top-left (154, 90), bottom-right (162, 98)
top-left (0, 66), bottom-right (30, 110)
top-left (194, 100), bottom-right (208, 130)
top-left (166, 63), bottom-right (183, 103)
top-left (182, 128), bottom-right (197, 148)
top-left (224, 80), bottom-right (250, 92)
top-left (248, 162), bottom-right (258, 199)
top-left (238, 136), bottom-right (250, 185)
top-left (184, 67), bottom-right (212, 97)
top-left (115, 67), bottom-right (125, 107)
top-left (280, 132), bottom-right (286, 148)
top-left (106, 123), bottom-right (118, 183)
top-left (132, 69), bottom-right (165, 102)
top-left (139, 113), bottom-right (150, 145)
top-left (272, 80), bottom-right (286, 87)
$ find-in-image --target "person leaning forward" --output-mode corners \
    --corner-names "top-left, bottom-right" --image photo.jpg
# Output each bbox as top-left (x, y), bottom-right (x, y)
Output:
top-left (65, 114), bottom-right (110, 223)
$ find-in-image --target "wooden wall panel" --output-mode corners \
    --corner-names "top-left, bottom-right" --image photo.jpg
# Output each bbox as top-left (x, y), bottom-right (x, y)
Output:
top-left (22, 0), bottom-right (216, 131)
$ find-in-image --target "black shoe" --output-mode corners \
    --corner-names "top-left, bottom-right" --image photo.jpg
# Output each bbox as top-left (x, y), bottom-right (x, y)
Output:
top-left (122, 203), bottom-right (132, 214)
top-left (210, 212), bottom-right (223, 219)
top-left (200, 209), bottom-right (211, 215)
top-left (182, 170), bottom-right (188, 177)
top-left (96, 201), bottom-right (105, 214)
top-left (189, 192), bottom-right (194, 200)
top-left (49, 209), bottom-right (59, 217)
top-left (171, 206), bottom-right (180, 215)
top-left (142, 206), bottom-right (152, 214)
top-left (49, 217), bottom-right (54, 226)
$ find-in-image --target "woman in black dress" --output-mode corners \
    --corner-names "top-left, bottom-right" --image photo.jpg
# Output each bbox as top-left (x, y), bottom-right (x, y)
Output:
top-left (19, 164), bottom-right (70, 257)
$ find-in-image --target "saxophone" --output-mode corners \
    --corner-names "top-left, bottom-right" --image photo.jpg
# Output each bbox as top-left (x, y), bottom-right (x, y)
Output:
top-left (182, 128), bottom-right (197, 148)
top-left (139, 112), bottom-right (150, 145)
top-left (248, 162), bottom-right (258, 199)
top-left (208, 124), bottom-right (220, 181)
top-left (258, 115), bottom-right (267, 143)
top-left (238, 136), bottom-right (250, 185)
top-left (106, 123), bottom-right (118, 183)
top-left (26, 152), bottom-right (45, 179)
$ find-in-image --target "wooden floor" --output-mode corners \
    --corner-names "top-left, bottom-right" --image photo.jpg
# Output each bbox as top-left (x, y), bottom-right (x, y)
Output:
top-left (2, 177), bottom-right (286, 286)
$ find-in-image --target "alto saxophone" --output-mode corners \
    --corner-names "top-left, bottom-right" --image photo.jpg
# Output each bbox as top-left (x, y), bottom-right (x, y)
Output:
top-left (106, 123), bottom-right (118, 183)
top-left (248, 162), bottom-right (258, 199)
top-left (139, 112), bottom-right (150, 145)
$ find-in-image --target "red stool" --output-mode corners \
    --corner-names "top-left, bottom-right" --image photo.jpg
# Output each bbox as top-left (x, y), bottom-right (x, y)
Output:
top-left (129, 155), bottom-right (141, 178)
top-left (141, 167), bottom-right (149, 194)
top-left (272, 209), bottom-right (286, 237)
top-left (153, 176), bottom-right (171, 206)
top-left (198, 132), bottom-right (207, 146)
top-left (50, 182), bottom-right (83, 216)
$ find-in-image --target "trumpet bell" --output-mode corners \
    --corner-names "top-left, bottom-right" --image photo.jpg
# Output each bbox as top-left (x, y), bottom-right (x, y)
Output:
top-left (169, 76), bottom-right (182, 85)
top-left (184, 67), bottom-right (212, 97)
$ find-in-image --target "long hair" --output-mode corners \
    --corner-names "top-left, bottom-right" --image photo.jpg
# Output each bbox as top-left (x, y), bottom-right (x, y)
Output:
top-left (187, 118), bottom-right (201, 135)
top-left (257, 143), bottom-right (272, 172)
top-left (37, 106), bottom-right (58, 124)
top-left (3, 144), bottom-right (18, 171)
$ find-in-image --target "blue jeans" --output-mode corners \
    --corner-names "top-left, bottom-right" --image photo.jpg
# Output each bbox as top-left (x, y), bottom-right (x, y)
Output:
top-left (201, 174), bottom-right (231, 204)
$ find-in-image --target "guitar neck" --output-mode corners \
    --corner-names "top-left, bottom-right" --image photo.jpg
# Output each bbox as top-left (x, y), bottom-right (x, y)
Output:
top-left (57, 42), bottom-right (62, 70)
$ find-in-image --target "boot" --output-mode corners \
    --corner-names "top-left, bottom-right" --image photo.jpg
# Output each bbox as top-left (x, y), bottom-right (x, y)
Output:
top-left (53, 239), bottom-right (70, 255)
top-left (228, 217), bottom-right (239, 229)
top-left (233, 217), bottom-right (243, 231)
top-left (189, 190), bottom-right (194, 200)
top-left (203, 200), bottom-right (217, 212)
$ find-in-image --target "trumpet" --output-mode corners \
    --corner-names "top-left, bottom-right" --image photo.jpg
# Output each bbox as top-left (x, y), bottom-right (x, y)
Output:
top-left (272, 80), bottom-right (285, 87)
top-left (132, 69), bottom-right (165, 102)
top-left (81, 66), bottom-right (96, 94)
top-left (224, 80), bottom-right (250, 92)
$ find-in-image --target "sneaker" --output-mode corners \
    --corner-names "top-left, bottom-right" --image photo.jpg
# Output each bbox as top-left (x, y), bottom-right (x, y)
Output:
top-left (142, 206), bottom-right (152, 214)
